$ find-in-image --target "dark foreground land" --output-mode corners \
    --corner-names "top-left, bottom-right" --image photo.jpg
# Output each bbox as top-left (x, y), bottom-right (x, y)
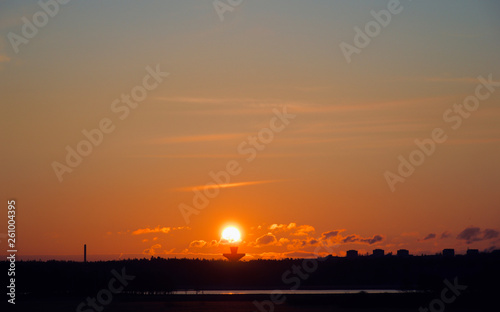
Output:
top-left (9, 292), bottom-right (497, 312)
top-left (1, 252), bottom-right (498, 311)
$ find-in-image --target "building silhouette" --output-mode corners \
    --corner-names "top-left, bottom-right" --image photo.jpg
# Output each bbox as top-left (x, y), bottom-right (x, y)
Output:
top-left (397, 249), bottom-right (409, 257)
top-left (223, 247), bottom-right (245, 262)
top-left (346, 250), bottom-right (358, 258)
top-left (443, 248), bottom-right (455, 257)
top-left (466, 249), bottom-right (479, 256)
top-left (372, 249), bottom-right (384, 257)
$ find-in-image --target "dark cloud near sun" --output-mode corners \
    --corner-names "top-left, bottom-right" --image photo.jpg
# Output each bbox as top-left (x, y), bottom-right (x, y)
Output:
top-left (268, 223), bottom-right (315, 236)
top-left (456, 226), bottom-right (499, 244)
top-left (440, 231), bottom-right (451, 239)
top-left (423, 233), bottom-right (436, 240)
top-left (343, 234), bottom-right (383, 245)
top-left (321, 230), bottom-right (343, 240)
top-left (320, 229), bottom-right (383, 245)
top-left (189, 223), bottom-right (384, 255)
top-left (131, 226), bottom-right (189, 235)
top-left (255, 233), bottom-right (278, 246)
top-left (189, 240), bottom-right (207, 248)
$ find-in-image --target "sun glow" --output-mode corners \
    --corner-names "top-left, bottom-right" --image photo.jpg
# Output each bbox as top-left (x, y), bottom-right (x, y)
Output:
top-left (221, 226), bottom-right (241, 243)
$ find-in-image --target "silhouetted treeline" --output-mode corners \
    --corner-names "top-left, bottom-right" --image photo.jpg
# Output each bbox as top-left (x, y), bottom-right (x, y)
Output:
top-left (2, 251), bottom-right (499, 296)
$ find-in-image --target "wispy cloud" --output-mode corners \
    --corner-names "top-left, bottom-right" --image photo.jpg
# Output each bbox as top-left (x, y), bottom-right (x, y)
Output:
top-left (147, 133), bottom-right (246, 144)
top-left (385, 76), bottom-right (486, 85)
top-left (172, 179), bottom-right (287, 192)
top-left (152, 96), bottom-right (299, 116)
top-left (421, 233), bottom-right (436, 241)
top-left (289, 95), bottom-right (455, 114)
top-left (441, 231), bottom-right (452, 239)
top-left (189, 240), bottom-right (207, 248)
top-left (143, 244), bottom-right (162, 256)
top-left (445, 138), bottom-right (500, 146)
top-left (128, 152), bottom-right (320, 159)
top-left (132, 226), bottom-right (189, 235)
top-left (423, 77), bottom-right (482, 84)
top-left (154, 96), bottom-right (271, 105)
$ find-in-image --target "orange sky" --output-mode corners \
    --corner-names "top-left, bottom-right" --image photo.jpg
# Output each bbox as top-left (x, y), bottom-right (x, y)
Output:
top-left (1, 1), bottom-right (499, 260)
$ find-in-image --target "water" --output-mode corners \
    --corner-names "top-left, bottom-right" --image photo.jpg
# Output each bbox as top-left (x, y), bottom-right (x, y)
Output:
top-left (131, 289), bottom-right (418, 295)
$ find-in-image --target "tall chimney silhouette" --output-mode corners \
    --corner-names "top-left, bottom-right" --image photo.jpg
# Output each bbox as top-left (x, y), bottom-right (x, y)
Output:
top-left (84, 244), bottom-right (87, 263)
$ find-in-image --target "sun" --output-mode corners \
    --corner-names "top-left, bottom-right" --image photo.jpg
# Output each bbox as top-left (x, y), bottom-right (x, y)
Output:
top-left (222, 226), bottom-right (241, 243)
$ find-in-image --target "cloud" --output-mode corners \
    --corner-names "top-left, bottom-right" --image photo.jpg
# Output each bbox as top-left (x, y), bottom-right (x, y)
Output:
top-left (483, 229), bottom-right (500, 240)
top-left (321, 230), bottom-right (343, 240)
top-left (155, 96), bottom-right (267, 105)
top-left (269, 223), bottom-right (296, 231)
top-left (247, 233), bottom-right (291, 247)
top-left (207, 240), bottom-right (219, 247)
top-left (255, 233), bottom-right (278, 246)
top-left (189, 240), bottom-right (207, 248)
top-left (423, 76), bottom-right (485, 84)
top-left (133, 227), bottom-right (171, 235)
top-left (148, 133), bottom-right (245, 144)
top-left (173, 179), bottom-right (287, 192)
top-left (247, 224), bottom-right (382, 253)
top-left (423, 233), bottom-right (436, 241)
top-left (320, 230), bottom-right (383, 245)
top-left (441, 231), bottom-right (452, 239)
top-left (365, 235), bottom-right (384, 244)
top-left (286, 238), bottom-right (319, 250)
top-left (143, 244), bottom-right (162, 256)
top-left (456, 227), bottom-right (499, 244)
top-left (292, 225), bottom-right (315, 236)
top-left (129, 153), bottom-right (240, 159)
top-left (248, 223), bottom-right (317, 248)
top-left (268, 222), bottom-right (315, 236)
top-left (132, 226), bottom-right (188, 235)
top-left (342, 234), bottom-right (383, 245)
top-left (186, 238), bottom-right (226, 249)
top-left (278, 238), bottom-right (290, 245)
top-left (153, 96), bottom-right (294, 117)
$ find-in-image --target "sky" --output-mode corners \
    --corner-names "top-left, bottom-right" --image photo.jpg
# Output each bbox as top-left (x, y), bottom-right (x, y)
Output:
top-left (1, 0), bottom-right (499, 261)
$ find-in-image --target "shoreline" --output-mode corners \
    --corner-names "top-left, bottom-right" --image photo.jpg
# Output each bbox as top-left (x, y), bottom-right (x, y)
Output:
top-left (13, 291), bottom-right (494, 311)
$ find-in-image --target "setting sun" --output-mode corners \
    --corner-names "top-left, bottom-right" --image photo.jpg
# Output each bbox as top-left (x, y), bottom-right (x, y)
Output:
top-left (222, 226), bottom-right (241, 243)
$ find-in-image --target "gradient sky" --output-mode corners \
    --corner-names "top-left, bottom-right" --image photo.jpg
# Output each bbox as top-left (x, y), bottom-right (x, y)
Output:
top-left (1, 0), bottom-right (499, 261)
